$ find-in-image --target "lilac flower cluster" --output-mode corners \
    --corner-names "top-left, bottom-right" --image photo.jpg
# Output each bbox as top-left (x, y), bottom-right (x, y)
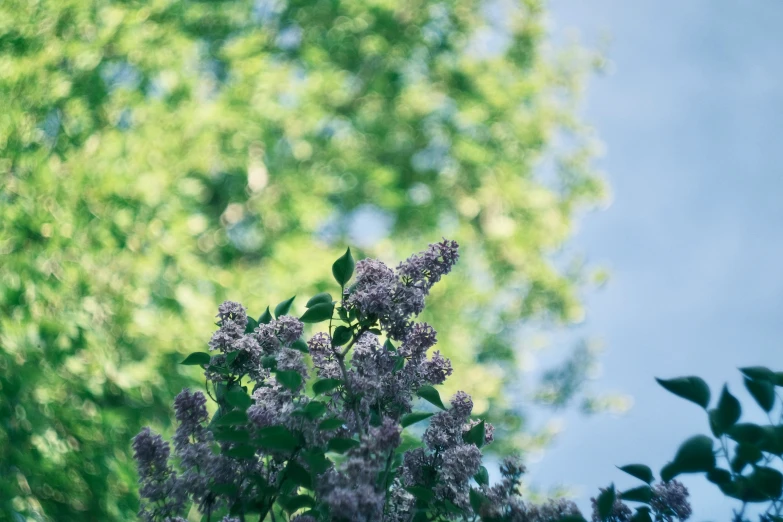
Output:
top-left (347, 238), bottom-right (459, 340)
top-left (133, 239), bottom-right (685, 522)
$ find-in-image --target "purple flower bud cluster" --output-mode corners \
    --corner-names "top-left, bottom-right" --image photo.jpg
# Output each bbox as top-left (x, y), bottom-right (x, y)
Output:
top-left (347, 239), bottom-right (459, 340)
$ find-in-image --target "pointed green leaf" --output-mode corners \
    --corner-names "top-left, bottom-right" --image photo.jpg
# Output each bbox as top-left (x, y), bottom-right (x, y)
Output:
top-left (291, 338), bottom-right (309, 353)
top-left (620, 485), bottom-right (652, 503)
top-left (213, 429), bottom-right (250, 443)
top-left (275, 370), bottom-right (303, 391)
top-left (181, 352), bottom-right (211, 365)
top-left (469, 488), bottom-right (487, 513)
top-left (740, 366), bottom-right (774, 381)
top-left (655, 376), bottom-right (710, 409)
top-left (245, 316), bottom-right (258, 334)
top-left (284, 461), bottom-right (312, 490)
top-left (596, 485), bottom-right (616, 519)
top-left (210, 483), bottom-right (240, 496)
top-left (417, 385), bottom-right (446, 410)
top-left (660, 462), bottom-right (679, 482)
top-left (617, 464), bottom-right (654, 484)
top-left (274, 296), bottom-right (296, 318)
top-left (284, 494), bottom-right (316, 514)
top-left (407, 486), bottom-right (434, 502)
top-left (306, 293), bottom-right (333, 308)
top-left (744, 376), bottom-right (775, 412)
top-left (401, 412), bottom-right (434, 428)
top-left (384, 339), bottom-right (396, 352)
top-left (332, 248), bottom-right (355, 287)
top-left (256, 426), bottom-right (300, 452)
top-left (709, 385), bottom-right (741, 436)
top-left (318, 418), bottom-right (345, 431)
top-left (672, 435), bottom-right (715, 473)
top-left (474, 466), bottom-right (489, 486)
top-left (300, 302), bottom-right (334, 323)
top-left (214, 410), bottom-right (249, 426)
top-left (332, 325), bottom-right (352, 346)
top-left (727, 423), bottom-right (765, 445)
top-left (327, 437), bottom-right (360, 454)
top-left (749, 466), bottom-right (783, 498)
top-left (225, 390), bottom-right (252, 410)
top-left (258, 307), bottom-right (273, 324)
top-left (225, 351), bottom-right (240, 366)
top-left (629, 507), bottom-right (653, 522)
top-left (463, 420), bottom-right (486, 448)
top-left (312, 378), bottom-right (341, 396)
top-left (392, 356), bottom-right (405, 373)
top-left (303, 400), bottom-right (327, 419)
top-left (225, 444), bottom-right (256, 459)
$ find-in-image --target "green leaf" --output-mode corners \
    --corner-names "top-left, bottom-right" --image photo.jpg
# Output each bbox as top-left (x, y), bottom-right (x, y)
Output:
top-left (749, 466), bottom-right (783, 498)
top-left (214, 410), bottom-right (249, 426)
top-left (284, 494), bottom-right (315, 514)
top-left (258, 307), bottom-right (273, 324)
top-left (728, 423), bottom-right (766, 445)
top-left (261, 355), bottom-right (277, 370)
top-left (706, 468), bottom-right (732, 485)
top-left (596, 485), bottom-right (616, 519)
top-left (660, 462), bottom-right (679, 483)
top-left (303, 400), bottom-right (327, 419)
top-left (300, 302), bottom-right (334, 323)
top-left (620, 485), bottom-right (652, 503)
top-left (384, 339), bottom-right (396, 352)
top-left (406, 486), bottom-right (434, 502)
top-left (735, 444), bottom-right (762, 465)
top-left (291, 338), bottom-right (309, 353)
top-left (740, 366), bottom-right (775, 381)
top-left (213, 429), bottom-right (250, 443)
top-left (225, 390), bottom-right (252, 410)
top-left (256, 426), bottom-right (300, 452)
top-left (617, 464), bottom-right (654, 484)
top-left (225, 445), bottom-right (256, 459)
top-left (332, 325), bottom-right (352, 346)
top-left (275, 370), bottom-right (303, 391)
top-left (275, 296), bottom-right (296, 318)
top-left (181, 352), bottom-right (211, 365)
top-left (245, 316), bottom-right (258, 334)
top-left (744, 376), bottom-right (775, 412)
top-left (225, 351), bottom-right (240, 366)
top-left (672, 435), bottom-right (715, 473)
top-left (327, 437), bottom-right (360, 454)
top-left (401, 412), bottom-right (434, 428)
top-left (306, 293), bottom-right (333, 308)
top-left (392, 356), bottom-right (405, 373)
top-left (474, 466), bottom-right (489, 486)
top-left (417, 385), bottom-right (446, 410)
top-left (655, 376), bottom-right (710, 409)
top-left (284, 460), bottom-right (312, 489)
top-left (332, 248), bottom-right (355, 287)
top-left (312, 378), bottom-right (341, 395)
top-left (709, 385), bottom-right (741, 436)
top-left (629, 507), bottom-right (653, 522)
top-left (469, 488), bottom-right (487, 513)
top-left (209, 482), bottom-right (239, 496)
top-left (463, 420), bottom-right (486, 448)
top-left (318, 418), bottom-right (345, 431)
top-left (302, 449), bottom-right (331, 475)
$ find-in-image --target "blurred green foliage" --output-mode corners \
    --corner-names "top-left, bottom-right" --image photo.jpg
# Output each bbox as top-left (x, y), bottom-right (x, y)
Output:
top-left (0, 0), bottom-right (605, 519)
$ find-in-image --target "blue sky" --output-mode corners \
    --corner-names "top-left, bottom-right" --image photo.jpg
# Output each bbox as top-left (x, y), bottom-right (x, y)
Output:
top-left (526, 1), bottom-right (783, 519)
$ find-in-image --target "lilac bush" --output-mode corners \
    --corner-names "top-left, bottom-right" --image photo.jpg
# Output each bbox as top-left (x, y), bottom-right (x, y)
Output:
top-left (133, 239), bottom-right (693, 522)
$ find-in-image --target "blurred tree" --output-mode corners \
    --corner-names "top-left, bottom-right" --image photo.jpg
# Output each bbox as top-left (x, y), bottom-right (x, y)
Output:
top-left (0, 0), bottom-right (606, 519)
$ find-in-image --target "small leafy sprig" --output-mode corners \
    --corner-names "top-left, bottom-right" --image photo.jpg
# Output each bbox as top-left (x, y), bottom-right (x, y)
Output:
top-left (588, 367), bottom-right (783, 522)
